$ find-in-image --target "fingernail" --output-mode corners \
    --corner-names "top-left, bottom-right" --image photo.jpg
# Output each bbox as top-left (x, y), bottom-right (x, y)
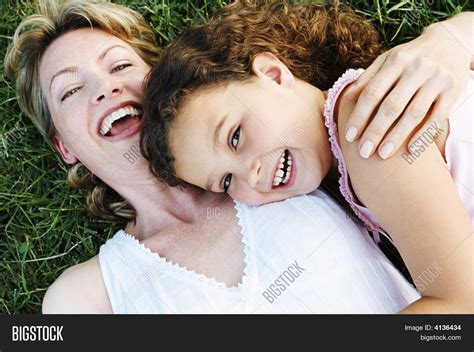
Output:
top-left (360, 140), bottom-right (374, 159)
top-left (379, 142), bottom-right (394, 159)
top-left (345, 126), bottom-right (358, 142)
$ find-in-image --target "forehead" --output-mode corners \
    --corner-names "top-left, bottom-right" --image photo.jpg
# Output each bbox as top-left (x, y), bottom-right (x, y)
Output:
top-left (39, 28), bottom-right (132, 85)
top-left (169, 87), bottom-right (229, 180)
top-left (178, 81), bottom-right (252, 120)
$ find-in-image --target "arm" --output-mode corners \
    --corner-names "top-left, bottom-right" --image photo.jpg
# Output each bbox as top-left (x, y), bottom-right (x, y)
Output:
top-left (344, 11), bottom-right (473, 159)
top-left (337, 93), bottom-right (474, 313)
top-left (42, 256), bottom-right (113, 314)
top-left (441, 11), bottom-right (474, 68)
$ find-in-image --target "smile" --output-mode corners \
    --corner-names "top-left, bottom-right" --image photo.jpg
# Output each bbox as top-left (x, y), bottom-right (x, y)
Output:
top-left (99, 104), bottom-right (143, 137)
top-left (272, 149), bottom-right (293, 187)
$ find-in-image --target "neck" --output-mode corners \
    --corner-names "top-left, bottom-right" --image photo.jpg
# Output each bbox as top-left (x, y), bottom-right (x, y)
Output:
top-left (296, 82), bottom-right (341, 193)
top-left (316, 88), bottom-right (339, 179)
top-left (115, 168), bottom-right (228, 240)
top-left (326, 154), bottom-right (340, 183)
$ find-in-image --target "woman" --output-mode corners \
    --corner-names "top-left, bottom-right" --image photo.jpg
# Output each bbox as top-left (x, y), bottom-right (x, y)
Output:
top-left (4, 0), bottom-right (472, 313)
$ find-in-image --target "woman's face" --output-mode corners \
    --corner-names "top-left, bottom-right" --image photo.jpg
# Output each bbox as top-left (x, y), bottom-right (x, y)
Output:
top-left (168, 54), bottom-right (332, 205)
top-left (39, 28), bottom-right (151, 186)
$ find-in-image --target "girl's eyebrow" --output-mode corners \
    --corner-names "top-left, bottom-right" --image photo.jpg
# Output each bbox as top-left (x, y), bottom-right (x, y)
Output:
top-left (205, 179), bottom-right (214, 192)
top-left (207, 114), bottom-right (229, 191)
top-left (213, 115), bottom-right (226, 152)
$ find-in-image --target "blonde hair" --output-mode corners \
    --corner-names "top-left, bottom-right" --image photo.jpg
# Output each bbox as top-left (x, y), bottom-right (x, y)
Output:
top-left (4, 0), bottom-right (160, 221)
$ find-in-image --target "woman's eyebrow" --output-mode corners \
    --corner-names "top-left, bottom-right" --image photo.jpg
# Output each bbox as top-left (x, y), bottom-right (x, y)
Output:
top-left (49, 45), bottom-right (128, 92)
top-left (49, 67), bottom-right (78, 92)
top-left (97, 44), bottom-right (127, 61)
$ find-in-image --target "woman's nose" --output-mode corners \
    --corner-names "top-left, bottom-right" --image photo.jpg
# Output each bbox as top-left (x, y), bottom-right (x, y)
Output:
top-left (92, 77), bottom-right (124, 104)
top-left (246, 158), bottom-right (262, 188)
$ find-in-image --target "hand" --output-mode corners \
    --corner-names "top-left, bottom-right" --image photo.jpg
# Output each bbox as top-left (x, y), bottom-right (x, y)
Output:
top-left (343, 18), bottom-right (472, 159)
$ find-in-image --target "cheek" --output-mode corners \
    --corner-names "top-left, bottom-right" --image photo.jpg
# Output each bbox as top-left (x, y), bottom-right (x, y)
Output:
top-left (131, 68), bottom-right (150, 91)
top-left (130, 77), bottom-right (145, 92)
top-left (51, 106), bottom-right (92, 145)
top-left (231, 186), bottom-right (260, 205)
top-left (246, 124), bottom-right (280, 154)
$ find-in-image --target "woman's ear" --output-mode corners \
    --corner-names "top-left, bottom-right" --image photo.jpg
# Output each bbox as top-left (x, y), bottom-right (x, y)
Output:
top-left (251, 52), bottom-right (295, 87)
top-left (52, 135), bottom-right (78, 164)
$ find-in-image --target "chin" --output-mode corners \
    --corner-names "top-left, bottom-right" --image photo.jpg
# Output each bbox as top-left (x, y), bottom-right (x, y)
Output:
top-left (245, 197), bottom-right (275, 206)
top-left (292, 176), bottom-right (321, 195)
top-left (240, 194), bottom-right (286, 206)
top-left (308, 180), bottom-right (323, 193)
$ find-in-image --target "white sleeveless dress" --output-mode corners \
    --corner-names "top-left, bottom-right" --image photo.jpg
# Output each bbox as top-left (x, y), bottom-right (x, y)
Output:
top-left (99, 190), bottom-right (420, 313)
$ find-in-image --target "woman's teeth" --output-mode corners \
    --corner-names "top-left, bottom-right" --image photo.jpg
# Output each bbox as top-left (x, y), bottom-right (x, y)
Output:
top-left (273, 150), bottom-right (293, 187)
top-left (100, 106), bottom-right (142, 136)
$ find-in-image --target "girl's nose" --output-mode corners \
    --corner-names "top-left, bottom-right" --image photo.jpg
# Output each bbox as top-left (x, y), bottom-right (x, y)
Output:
top-left (246, 157), bottom-right (262, 188)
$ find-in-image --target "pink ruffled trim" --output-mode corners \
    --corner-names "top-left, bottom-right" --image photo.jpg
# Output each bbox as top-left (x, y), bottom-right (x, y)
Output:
top-left (323, 68), bottom-right (382, 234)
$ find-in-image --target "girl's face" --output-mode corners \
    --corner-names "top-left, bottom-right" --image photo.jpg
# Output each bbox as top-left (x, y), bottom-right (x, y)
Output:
top-left (39, 28), bottom-right (151, 187)
top-left (169, 53), bottom-right (332, 205)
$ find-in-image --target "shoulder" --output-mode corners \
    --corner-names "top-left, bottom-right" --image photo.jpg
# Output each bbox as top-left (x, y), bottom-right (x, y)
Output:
top-left (42, 256), bottom-right (113, 314)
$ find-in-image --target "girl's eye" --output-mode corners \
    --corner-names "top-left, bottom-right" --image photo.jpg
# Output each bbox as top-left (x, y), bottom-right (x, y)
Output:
top-left (231, 126), bottom-right (240, 149)
top-left (112, 63), bottom-right (132, 72)
top-left (223, 174), bottom-right (233, 193)
top-left (61, 87), bottom-right (81, 102)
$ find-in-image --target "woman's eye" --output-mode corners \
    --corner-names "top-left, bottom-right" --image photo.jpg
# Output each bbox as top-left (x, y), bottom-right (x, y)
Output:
top-left (231, 126), bottom-right (240, 149)
top-left (112, 63), bottom-right (132, 72)
top-left (61, 87), bottom-right (81, 102)
top-left (223, 174), bottom-right (233, 193)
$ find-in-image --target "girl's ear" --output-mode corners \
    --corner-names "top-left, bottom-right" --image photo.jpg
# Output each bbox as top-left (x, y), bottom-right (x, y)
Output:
top-left (52, 135), bottom-right (78, 164)
top-left (251, 52), bottom-right (295, 87)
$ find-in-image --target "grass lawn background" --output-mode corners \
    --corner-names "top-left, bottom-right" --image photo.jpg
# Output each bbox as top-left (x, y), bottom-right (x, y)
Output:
top-left (0, 0), bottom-right (472, 313)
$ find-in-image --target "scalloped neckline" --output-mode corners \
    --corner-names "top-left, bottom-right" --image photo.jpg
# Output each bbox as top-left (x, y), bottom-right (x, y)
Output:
top-left (118, 201), bottom-right (253, 291)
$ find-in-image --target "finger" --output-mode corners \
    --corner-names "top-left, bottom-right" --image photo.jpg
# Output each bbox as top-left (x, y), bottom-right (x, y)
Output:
top-left (376, 83), bottom-right (441, 159)
top-left (344, 61), bottom-right (403, 143)
top-left (358, 71), bottom-right (429, 158)
top-left (407, 92), bottom-right (457, 150)
top-left (344, 52), bottom-right (388, 101)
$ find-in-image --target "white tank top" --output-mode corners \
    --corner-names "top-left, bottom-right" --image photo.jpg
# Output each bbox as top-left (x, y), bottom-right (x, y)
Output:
top-left (99, 190), bottom-right (420, 313)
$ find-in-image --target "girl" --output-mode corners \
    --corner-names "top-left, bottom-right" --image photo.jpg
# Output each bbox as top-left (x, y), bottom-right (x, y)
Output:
top-left (141, 2), bottom-right (473, 311)
top-left (6, 0), bottom-right (471, 313)
top-left (142, 2), bottom-right (473, 219)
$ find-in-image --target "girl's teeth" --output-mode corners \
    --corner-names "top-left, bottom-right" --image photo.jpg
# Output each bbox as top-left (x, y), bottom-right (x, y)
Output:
top-left (273, 176), bottom-right (282, 185)
top-left (282, 165), bottom-right (292, 184)
top-left (273, 149), bottom-right (294, 187)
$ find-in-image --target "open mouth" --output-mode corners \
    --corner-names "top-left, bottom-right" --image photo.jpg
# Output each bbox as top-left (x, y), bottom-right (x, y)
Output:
top-left (100, 105), bottom-right (143, 137)
top-left (272, 149), bottom-right (293, 188)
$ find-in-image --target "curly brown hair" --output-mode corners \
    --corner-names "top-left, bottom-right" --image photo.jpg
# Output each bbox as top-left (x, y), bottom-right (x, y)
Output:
top-left (141, 0), bottom-right (384, 188)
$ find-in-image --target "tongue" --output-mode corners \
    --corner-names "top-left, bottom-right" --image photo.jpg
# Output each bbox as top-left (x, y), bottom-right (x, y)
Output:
top-left (109, 115), bottom-right (141, 136)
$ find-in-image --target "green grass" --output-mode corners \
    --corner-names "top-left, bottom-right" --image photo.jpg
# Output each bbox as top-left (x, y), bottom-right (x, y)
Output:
top-left (0, 0), bottom-right (472, 314)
